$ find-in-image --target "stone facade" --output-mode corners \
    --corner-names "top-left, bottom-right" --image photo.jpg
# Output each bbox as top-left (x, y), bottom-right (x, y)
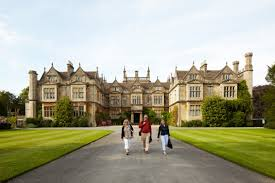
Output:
top-left (25, 63), bottom-right (169, 126)
top-left (169, 52), bottom-right (253, 126)
top-left (25, 52), bottom-right (253, 126)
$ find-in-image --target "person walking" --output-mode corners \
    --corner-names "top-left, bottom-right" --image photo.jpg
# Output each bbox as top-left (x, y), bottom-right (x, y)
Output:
top-left (139, 114), bottom-right (152, 153)
top-left (157, 119), bottom-right (170, 155)
top-left (121, 119), bottom-right (134, 155)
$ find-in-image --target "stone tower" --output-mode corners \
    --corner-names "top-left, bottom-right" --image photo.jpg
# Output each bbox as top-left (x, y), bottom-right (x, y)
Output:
top-left (243, 52), bottom-right (253, 95)
top-left (27, 70), bottom-right (38, 118)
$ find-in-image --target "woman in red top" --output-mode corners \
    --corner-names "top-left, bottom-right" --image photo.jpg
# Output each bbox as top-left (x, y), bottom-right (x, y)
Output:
top-left (139, 114), bottom-right (152, 153)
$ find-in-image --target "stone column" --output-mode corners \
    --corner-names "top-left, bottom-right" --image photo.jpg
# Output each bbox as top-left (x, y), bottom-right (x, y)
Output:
top-left (27, 70), bottom-right (38, 118)
top-left (243, 52), bottom-right (253, 96)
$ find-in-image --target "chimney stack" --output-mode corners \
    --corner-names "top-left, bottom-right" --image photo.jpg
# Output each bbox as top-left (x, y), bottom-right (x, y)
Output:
top-left (67, 61), bottom-right (74, 76)
top-left (200, 61), bottom-right (207, 72)
top-left (245, 52), bottom-right (253, 70)
top-left (233, 61), bottom-right (239, 73)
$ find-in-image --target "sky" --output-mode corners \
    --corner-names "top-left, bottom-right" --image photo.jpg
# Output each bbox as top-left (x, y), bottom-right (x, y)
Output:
top-left (0, 0), bottom-right (275, 95)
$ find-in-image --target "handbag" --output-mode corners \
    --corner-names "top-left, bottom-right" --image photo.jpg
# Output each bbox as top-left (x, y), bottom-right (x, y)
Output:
top-left (149, 135), bottom-right (152, 143)
top-left (167, 138), bottom-right (173, 149)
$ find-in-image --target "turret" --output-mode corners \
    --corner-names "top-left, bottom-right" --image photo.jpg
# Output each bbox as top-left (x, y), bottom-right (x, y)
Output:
top-left (243, 52), bottom-right (253, 95)
top-left (200, 61), bottom-right (207, 73)
top-left (27, 70), bottom-right (38, 118)
top-left (245, 52), bottom-right (253, 70)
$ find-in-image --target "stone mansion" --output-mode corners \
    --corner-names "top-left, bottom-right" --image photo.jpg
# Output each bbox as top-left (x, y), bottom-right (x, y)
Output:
top-left (25, 52), bottom-right (253, 126)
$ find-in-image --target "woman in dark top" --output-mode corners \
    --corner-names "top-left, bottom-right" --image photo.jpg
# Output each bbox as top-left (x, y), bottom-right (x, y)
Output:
top-left (157, 119), bottom-right (170, 155)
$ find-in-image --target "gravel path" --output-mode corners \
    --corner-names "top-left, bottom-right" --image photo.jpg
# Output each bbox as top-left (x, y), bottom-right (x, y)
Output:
top-left (8, 126), bottom-right (275, 183)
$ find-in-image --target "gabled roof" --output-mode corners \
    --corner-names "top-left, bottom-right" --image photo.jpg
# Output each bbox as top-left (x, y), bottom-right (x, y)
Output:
top-left (200, 70), bottom-right (220, 80)
top-left (176, 71), bottom-right (188, 79)
top-left (70, 66), bottom-right (90, 79)
top-left (214, 65), bottom-right (235, 79)
top-left (39, 65), bottom-right (63, 82)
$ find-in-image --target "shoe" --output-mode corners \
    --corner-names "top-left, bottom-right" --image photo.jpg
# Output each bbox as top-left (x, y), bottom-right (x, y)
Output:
top-left (145, 151), bottom-right (149, 154)
top-left (126, 152), bottom-right (129, 155)
top-left (163, 151), bottom-right (167, 155)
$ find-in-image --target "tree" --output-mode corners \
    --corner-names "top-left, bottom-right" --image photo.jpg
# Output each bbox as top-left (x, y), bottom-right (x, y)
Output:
top-left (17, 87), bottom-right (29, 115)
top-left (263, 63), bottom-right (275, 129)
top-left (143, 108), bottom-right (160, 124)
top-left (237, 80), bottom-right (253, 121)
top-left (54, 96), bottom-right (74, 126)
top-left (0, 91), bottom-right (16, 116)
top-left (202, 96), bottom-right (228, 127)
top-left (169, 106), bottom-right (178, 126)
top-left (161, 111), bottom-right (172, 124)
top-left (265, 64), bottom-right (275, 85)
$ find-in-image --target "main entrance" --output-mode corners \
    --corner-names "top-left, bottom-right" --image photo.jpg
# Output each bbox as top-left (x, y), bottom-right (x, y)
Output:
top-left (134, 113), bottom-right (140, 124)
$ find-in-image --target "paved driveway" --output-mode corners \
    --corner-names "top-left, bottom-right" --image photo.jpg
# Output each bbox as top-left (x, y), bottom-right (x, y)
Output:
top-left (8, 126), bottom-right (275, 183)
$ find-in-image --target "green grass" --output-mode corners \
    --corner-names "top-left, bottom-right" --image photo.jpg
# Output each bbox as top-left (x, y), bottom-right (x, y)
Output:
top-left (0, 129), bottom-right (112, 182)
top-left (171, 128), bottom-right (275, 179)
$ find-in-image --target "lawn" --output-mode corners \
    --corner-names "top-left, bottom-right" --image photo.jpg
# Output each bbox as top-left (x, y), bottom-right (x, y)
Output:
top-left (171, 128), bottom-right (275, 179)
top-left (0, 129), bottom-right (112, 182)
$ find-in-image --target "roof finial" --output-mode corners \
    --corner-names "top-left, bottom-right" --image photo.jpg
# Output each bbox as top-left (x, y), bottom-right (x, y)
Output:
top-left (51, 62), bottom-right (53, 67)
top-left (193, 61), bottom-right (195, 65)
top-left (79, 62), bottom-right (81, 67)
top-left (44, 67), bottom-right (46, 72)
top-left (226, 61), bottom-right (228, 65)
top-left (123, 66), bottom-right (126, 71)
top-left (157, 76), bottom-right (159, 80)
top-left (175, 66), bottom-right (177, 71)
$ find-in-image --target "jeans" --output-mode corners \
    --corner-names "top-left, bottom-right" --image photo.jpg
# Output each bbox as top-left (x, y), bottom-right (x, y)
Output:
top-left (161, 135), bottom-right (169, 151)
top-left (123, 138), bottom-right (130, 150)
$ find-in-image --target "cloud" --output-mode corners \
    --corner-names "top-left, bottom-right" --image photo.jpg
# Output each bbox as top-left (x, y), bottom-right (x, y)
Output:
top-left (0, 21), bottom-right (17, 41)
top-left (0, 0), bottom-right (275, 94)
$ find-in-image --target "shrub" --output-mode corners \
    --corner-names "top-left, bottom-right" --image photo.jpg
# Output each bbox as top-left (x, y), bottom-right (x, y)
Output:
top-left (111, 118), bottom-right (123, 126)
top-left (0, 121), bottom-right (11, 129)
top-left (40, 119), bottom-right (53, 127)
top-left (25, 118), bottom-right (41, 126)
top-left (202, 96), bottom-right (228, 127)
top-left (6, 116), bottom-right (17, 128)
top-left (181, 120), bottom-right (205, 127)
top-left (54, 96), bottom-right (74, 126)
top-left (161, 111), bottom-right (172, 123)
top-left (169, 106), bottom-right (178, 126)
top-left (26, 123), bottom-right (38, 128)
top-left (96, 112), bottom-right (110, 125)
top-left (77, 116), bottom-right (89, 127)
top-left (231, 111), bottom-right (246, 127)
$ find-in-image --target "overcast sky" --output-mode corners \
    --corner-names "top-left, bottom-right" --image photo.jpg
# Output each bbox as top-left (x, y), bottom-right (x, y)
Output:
top-left (0, 0), bottom-right (275, 95)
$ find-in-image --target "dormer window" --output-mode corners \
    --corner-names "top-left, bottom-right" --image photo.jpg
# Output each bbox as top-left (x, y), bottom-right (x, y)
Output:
top-left (155, 87), bottom-right (162, 91)
top-left (47, 76), bottom-right (58, 82)
top-left (76, 76), bottom-right (82, 82)
top-left (189, 74), bottom-right (197, 80)
top-left (223, 74), bottom-right (231, 80)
